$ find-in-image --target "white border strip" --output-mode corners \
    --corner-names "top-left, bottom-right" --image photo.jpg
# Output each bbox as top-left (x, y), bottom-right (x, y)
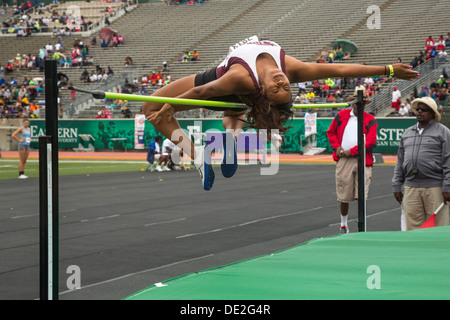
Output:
top-left (47, 143), bottom-right (53, 300)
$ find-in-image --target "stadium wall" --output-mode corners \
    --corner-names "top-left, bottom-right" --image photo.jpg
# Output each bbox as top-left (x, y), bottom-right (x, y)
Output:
top-left (22, 117), bottom-right (417, 154)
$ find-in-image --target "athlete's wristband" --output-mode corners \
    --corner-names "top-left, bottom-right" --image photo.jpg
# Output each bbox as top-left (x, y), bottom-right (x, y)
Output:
top-left (388, 64), bottom-right (394, 77)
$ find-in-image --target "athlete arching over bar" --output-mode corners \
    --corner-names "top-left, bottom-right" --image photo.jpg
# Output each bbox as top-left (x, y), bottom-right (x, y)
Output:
top-left (142, 37), bottom-right (419, 190)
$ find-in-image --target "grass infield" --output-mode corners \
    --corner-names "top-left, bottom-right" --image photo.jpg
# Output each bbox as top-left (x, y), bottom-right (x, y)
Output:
top-left (0, 159), bottom-right (155, 180)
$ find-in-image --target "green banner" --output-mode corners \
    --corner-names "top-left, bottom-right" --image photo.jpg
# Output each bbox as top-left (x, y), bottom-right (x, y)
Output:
top-left (29, 117), bottom-right (418, 154)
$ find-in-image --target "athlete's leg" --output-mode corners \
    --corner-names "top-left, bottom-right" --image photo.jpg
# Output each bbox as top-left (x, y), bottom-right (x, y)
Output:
top-left (222, 110), bottom-right (246, 137)
top-left (142, 75), bottom-right (197, 159)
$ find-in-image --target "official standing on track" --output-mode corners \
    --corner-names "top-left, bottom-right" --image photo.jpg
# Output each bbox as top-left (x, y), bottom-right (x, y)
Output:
top-left (392, 97), bottom-right (450, 230)
top-left (326, 91), bottom-right (378, 234)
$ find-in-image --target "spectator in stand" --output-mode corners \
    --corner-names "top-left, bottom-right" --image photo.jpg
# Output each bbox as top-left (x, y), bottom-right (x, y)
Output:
top-left (334, 84), bottom-right (344, 100)
top-left (365, 83), bottom-right (374, 98)
top-left (354, 81), bottom-right (366, 98)
top-left (112, 35), bottom-right (118, 47)
top-left (121, 105), bottom-right (131, 118)
top-left (427, 47), bottom-right (437, 60)
top-left (99, 71), bottom-right (107, 83)
top-left (89, 71), bottom-right (98, 83)
top-left (438, 88), bottom-right (448, 108)
top-left (439, 75), bottom-right (448, 90)
top-left (335, 45), bottom-right (344, 61)
top-left (321, 81), bottom-right (330, 99)
top-left (391, 86), bottom-right (401, 111)
top-left (436, 35), bottom-right (446, 51)
top-left (326, 92), bottom-right (336, 103)
top-left (5, 61), bottom-right (14, 73)
top-left (13, 53), bottom-right (22, 68)
top-left (57, 72), bottom-right (69, 87)
top-left (420, 84), bottom-right (430, 98)
top-left (139, 86), bottom-right (148, 95)
top-left (124, 55), bottom-right (133, 66)
top-left (191, 50), bottom-right (199, 61)
top-left (29, 102), bottom-right (39, 118)
top-left (445, 32), bottom-right (450, 47)
top-left (306, 88), bottom-right (315, 102)
top-left (316, 48), bottom-right (329, 63)
top-left (398, 103), bottom-right (409, 117)
top-left (425, 35), bottom-right (434, 51)
top-left (95, 106), bottom-right (106, 119)
top-left (163, 61), bottom-right (170, 72)
top-left (418, 51), bottom-right (426, 65)
top-left (404, 98), bottom-right (413, 115)
top-left (410, 56), bottom-right (419, 68)
top-left (163, 75), bottom-right (172, 86)
top-left (45, 42), bottom-right (54, 54)
top-left (181, 51), bottom-right (190, 62)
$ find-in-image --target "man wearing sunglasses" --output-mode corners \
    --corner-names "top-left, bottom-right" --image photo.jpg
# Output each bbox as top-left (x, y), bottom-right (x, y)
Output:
top-left (392, 97), bottom-right (450, 230)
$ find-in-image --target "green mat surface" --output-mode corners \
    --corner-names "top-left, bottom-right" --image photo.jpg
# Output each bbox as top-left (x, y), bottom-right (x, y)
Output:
top-left (125, 227), bottom-right (450, 300)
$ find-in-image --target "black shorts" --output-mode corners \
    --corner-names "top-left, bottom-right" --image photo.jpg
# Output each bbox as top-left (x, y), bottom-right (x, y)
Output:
top-left (194, 68), bottom-right (247, 112)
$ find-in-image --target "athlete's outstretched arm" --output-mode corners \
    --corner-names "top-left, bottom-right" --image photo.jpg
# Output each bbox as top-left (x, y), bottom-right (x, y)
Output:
top-left (285, 55), bottom-right (419, 83)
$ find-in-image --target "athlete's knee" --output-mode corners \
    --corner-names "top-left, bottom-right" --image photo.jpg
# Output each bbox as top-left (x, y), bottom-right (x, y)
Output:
top-left (142, 102), bottom-right (161, 117)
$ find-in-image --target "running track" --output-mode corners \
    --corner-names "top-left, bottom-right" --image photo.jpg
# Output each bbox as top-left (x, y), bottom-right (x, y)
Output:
top-left (0, 152), bottom-right (402, 300)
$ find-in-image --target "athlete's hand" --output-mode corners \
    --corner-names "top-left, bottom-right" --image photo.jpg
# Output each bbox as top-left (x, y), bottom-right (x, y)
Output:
top-left (392, 63), bottom-right (419, 81)
top-left (146, 104), bottom-right (175, 124)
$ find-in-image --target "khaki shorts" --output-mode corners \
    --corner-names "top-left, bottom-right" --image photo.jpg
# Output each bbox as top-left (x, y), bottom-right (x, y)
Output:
top-left (403, 186), bottom-right (449, 230)
top-left (335, 157), bottom-right (372, 203)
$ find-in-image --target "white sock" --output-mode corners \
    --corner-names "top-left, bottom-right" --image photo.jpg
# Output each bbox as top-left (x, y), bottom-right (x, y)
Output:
top-left (341, 215), bottom-right (348, 227)
top-left (194, 146), bottom-right (204, 169)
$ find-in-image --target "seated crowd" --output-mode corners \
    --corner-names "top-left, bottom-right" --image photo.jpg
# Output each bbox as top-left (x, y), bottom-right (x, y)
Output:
top-left (1, 0), bottom-right (129, 36)
top-left (179, 50), bottom-right (199, 62)
top-left (316, 45), bottom-right (351, 63)
top-left (162, 0), bottom-right (207, 5)
top-left (409, 33), bottom-right (449, 68)
top-left (394, 32), bottom-right (450, 117)
top-left (0, 75), bottom-right (44, 119)
top-left (80, 65), bottom-right (114, 83)
top-left (3, 37), bottom-right (97, 75)
top-left (1, 0), bottom-right (39, 16)
top-left (293, 72), bottom-right (388, 109)
top-left (139, 71), bottom-right (172, 87)
top-left (100, 32), bottom-right (124, 48)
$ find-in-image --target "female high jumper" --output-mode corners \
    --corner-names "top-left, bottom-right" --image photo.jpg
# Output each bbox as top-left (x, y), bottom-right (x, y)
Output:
top-left (142, 38), bottom-right (419, 190)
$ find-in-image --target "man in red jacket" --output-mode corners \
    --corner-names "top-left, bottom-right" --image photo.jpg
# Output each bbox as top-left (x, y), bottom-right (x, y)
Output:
top-left (326, 93), bottom-right (378, 234)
